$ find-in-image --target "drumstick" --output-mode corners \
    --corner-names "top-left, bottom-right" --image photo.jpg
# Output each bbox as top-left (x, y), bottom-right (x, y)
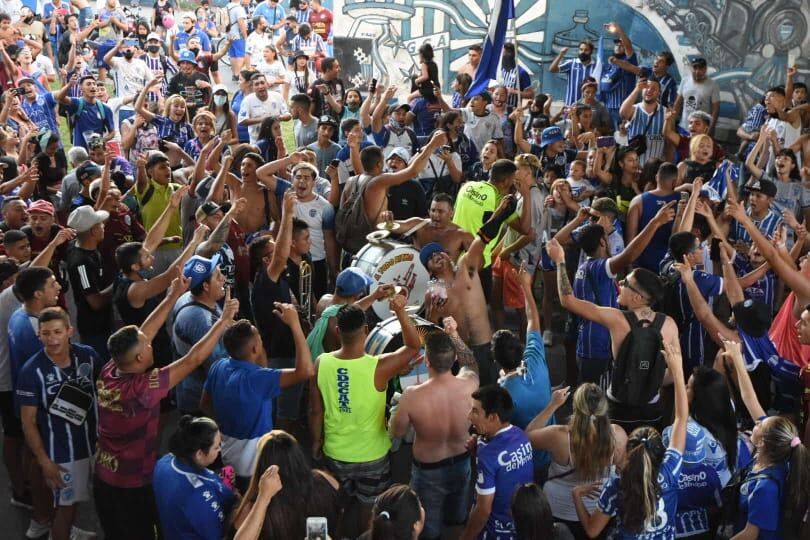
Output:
top-left (401, 218), bottom-right (430, 238)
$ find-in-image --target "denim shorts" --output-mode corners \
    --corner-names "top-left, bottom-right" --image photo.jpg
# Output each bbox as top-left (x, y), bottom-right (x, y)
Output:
top-left (410, 453), bottom-right (472, 540)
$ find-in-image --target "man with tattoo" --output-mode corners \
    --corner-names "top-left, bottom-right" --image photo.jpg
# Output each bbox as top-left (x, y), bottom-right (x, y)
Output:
top-left (389, 316), bottom-right (478, 540)
top-left (422, 195), bottom-right (517, 385)
top-left (547, 237), bottom-right (679, 431)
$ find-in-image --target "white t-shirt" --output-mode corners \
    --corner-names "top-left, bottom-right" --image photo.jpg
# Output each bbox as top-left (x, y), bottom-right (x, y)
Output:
top-left (567, 178), bottom-right (593, 207)
top-left (294, 195), bottom-right (334, 260)
top-left (33, 54), bottom-right (56, 79)
top-left (677, 75), bottom-right (720, 131)
top-left (237, 91), bottom-right (289, 144)
top-left (418, 152), bottom-right (462, 183)
top-left (109, 56), bottom-right (154, 101)
top-left (765, 117), bottom-right (803, 173)
top-left (245, 31), bottom-right (271, 67)
top-left (256, 60), bottom-right (288, 93)
top-left (460, 108), bottom-right (503, 159)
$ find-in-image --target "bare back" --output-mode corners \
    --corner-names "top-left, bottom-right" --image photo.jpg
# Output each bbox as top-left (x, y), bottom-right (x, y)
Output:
top-left (416, 224), bottom-right (472, 261)
top-left (401, 373), bottom-right (477, 463)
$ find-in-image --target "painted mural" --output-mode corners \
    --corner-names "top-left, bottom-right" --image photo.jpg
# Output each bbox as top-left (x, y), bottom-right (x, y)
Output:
top-left (328, 0), bottom-right (810, 136)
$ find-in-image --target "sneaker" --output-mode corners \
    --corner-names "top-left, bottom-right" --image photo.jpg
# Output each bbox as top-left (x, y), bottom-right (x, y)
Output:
top-left (543, 330), bottom-right (553, 346)
top-left (25, 519), bottom-right (50, 539)
top-left (10, 491), bottom-right (33, 510)
top-left (69, 526), bottom-right (97, 540)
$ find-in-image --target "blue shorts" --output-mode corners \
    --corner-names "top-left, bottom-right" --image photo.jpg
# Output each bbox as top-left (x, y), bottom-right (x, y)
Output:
top-left (228, 38), bottom-right (246, 59)
top-left (410, 454), bottom-right (471, 539)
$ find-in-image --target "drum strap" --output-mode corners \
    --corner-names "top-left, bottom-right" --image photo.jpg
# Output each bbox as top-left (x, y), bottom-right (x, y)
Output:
top-left (402, 219), bottom-right (430, 238)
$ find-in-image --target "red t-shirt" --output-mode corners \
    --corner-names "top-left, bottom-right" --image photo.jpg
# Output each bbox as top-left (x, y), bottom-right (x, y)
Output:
top-left (100, 210), bottom-right (146, 278)
top-left (95, 361), bottom-right (171, 488)
top-left (309, 9), bottom-right (333, 41)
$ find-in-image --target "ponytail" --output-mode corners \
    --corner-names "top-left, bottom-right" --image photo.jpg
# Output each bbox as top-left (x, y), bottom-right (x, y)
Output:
top-left (619, 427), bottom-right (665, 534)
top-left (369, 484), bottom-right (422, 540)
top-left (168, 415), bottom-right (219, 466)
top-left (761, 417), bottom-right (810, 535)
top-left (569, 383), bottom-right (614, 481)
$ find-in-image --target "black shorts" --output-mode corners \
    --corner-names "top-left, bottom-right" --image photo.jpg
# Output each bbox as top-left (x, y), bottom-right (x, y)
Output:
top-left (0, 391), bottom-right (22, 438)
top-left (94, 476), bottom-right (160, 540)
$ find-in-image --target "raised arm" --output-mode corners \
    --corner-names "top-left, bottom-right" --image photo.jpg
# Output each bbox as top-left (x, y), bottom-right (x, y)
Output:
top-left (197, 199), bottom-right (247, 257)
top-left (663, 109), bottom-right (681, 147)
top-left (718, 242), bottom-right (745, 305)
top-left (374, 294), bottom-right (420, 390)
top-left (722, 337), bottom-right (767, 421)
top-left (672, 255), bottom-right (737, 345)
top-left (744, 129), bottom-right (767, 180)
top-left (620, 80), bottom-right (644, 121)
top-left (31, 228), bottom-right (76, 268)
top-left (511, 106), bottom-right (532, 153)
top-left (144, 185), bottom-right (190, 253)
top-left (663, 340), bottom-right (687, 452)
top-left (168, 290), bottom-right (238, 389)
top-left (548, 47), bottom-right (568, 73)
top-left (609, 200), bottom-right (676, 273)
top-left (273, 303), bottom-right (315, 387)
top-left (141, 275), bottom-right (190, 341)
top-left (609, 56), bottom-right (642, 76)
top-left (368, 130), bottom-right (447, 192)
top-left (267, 189), bottom-right (296, 281)
top-left (674, 178), bottom-right (701, 234)
top-left (135, 76), bottom-right (161, 123)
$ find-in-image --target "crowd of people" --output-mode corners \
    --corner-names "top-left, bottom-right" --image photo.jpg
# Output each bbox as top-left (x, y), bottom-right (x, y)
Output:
top-left (0, 1), bottom-right (809, 539)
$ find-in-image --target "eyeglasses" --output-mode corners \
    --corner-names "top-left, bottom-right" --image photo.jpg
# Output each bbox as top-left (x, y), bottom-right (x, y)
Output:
top-left (619, 278), bottom-right (648, 300)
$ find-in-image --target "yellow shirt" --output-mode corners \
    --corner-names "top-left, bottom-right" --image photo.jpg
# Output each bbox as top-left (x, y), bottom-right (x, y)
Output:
top-left (135, 179), bottom-right (182, 250)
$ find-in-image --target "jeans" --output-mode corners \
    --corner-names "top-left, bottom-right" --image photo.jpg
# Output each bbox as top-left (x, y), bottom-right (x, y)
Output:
top-left (410, 455), bottom-right (471, 539)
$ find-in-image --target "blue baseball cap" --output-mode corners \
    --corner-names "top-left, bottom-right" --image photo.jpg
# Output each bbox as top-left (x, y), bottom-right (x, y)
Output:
top-left (335, 267), bottom-right (374, 296)
top-left (178, 49), bottom-right (196, 64)
top-left (540, 126), bottom-right (564, 148)
top-left (419, 242), bottom-right (446, 269)
top-left (183, 253), bottom-right (221, 289)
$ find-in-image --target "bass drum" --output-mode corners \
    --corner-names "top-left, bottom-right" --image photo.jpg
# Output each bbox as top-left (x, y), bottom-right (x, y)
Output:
top-left (366, 315), bottom-right (441, 391)
top-left (352, 240), bottom-right (430, 320)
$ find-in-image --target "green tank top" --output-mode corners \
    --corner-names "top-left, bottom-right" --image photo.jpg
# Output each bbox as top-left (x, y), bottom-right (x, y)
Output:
top-left (317, 352), bottom-right (391, 462)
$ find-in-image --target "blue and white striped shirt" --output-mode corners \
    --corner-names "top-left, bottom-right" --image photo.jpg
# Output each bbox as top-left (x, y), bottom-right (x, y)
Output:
top-left (603, 53), bottom-right (637, 110)
top-left (498, 66), bottom-right (531, 110)
top-left (557, 58), bottom-right (595, 105)
top-left (143, 54), bottom-right (178, 102)
top-left (627, 103), bottom-right (667, 165)
top-left (573, 258), bottom-right (617, 363)
top-left (731, 208), bottom-right (782, 245)
top-left (295, 7), bottom-right (313, 24)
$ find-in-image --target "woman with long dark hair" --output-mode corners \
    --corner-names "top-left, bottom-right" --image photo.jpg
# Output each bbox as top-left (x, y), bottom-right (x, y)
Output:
top-left (527, 383), bottom-right (626, 539)
top-left (511, 483), bottom-right (574, 540)
top-left (232, 430), bottom-right (339, 540)
top-left (205, 85), bottom-right (239, 140)
top-left (153, 416), bottom-right (237, 539)
top-left (592, 146), bottom-right (640, 220)
top-left (572, 341), bottom-right (688, 538)
top-left (369, 484), bottom-right (425, 540)
top-left (255, 116), bottom-right (283, 163)
top-left (723, 337), bottom-right (810, 540)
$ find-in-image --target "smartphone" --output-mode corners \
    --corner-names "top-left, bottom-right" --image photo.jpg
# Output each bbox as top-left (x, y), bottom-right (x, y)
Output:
top-left (680, 191), bottom-right (689, 201)
top-left (306, 517), bottom-right (328, 540)
top-left (788, 51), bottom-right (796, 68)
top-left (158, 140), bottom-right (167, 151)
top-left (441, 144), bottom-right (452, 153)
top-left (603, 23), bottom-right (613, 31)
top-left (329, 159), bottom-right (340, 168)
top-left (369, 78), bottom-right (377, 94)
top-left (596, 136), bottom-right (615, 148)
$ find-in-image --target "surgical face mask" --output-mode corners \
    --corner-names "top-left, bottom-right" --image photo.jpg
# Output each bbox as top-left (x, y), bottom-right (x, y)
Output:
top-left (389, 118), bottom-right (401, 129)
top-left (123, 50), bottom-right (134, 60)
top-left (578, 52), bottom-right (591, 63)
top-left (213, 95), bottom-right (227, 106)
top-left (146, 45), bottom-right (160, 53)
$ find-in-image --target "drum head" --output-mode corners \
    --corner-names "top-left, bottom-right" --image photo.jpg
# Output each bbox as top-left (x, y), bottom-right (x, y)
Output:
top-left (366, 316), bottom-right (443, 391)
top-left (367, 246), bottom-right (430, 320)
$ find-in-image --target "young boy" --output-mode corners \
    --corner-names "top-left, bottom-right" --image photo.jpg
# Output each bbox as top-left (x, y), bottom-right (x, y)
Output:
top-left (566, 159), bottom-right (594, 207)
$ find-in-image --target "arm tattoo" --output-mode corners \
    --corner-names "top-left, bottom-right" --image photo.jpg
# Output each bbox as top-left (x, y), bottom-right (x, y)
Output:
top-left (450, 334), bottom-right (478, 375)
top-left (557, 262), bottom-right (573, 296)
top-left (199, 215), bottom-right (231, 254)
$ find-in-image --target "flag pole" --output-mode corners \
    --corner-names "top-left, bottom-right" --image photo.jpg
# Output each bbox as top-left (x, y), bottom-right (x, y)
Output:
top-left (511, 9), bottom-right (521, 109)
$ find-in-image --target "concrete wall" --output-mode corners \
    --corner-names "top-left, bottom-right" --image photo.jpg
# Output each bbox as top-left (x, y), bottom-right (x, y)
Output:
top-left (329, 0), bottom-right (810, 136)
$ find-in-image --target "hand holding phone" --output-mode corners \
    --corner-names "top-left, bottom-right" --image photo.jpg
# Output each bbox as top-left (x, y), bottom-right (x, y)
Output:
top-left (306, 517), bottom-right (328, 540)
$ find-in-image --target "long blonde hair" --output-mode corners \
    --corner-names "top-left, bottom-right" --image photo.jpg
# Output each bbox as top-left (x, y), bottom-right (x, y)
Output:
top-left (569, 383), bottom-right (614, 480)
top-left (688, 134), bottom-right (712, 161)
top-left (163, 95), bottom-right (189, 123)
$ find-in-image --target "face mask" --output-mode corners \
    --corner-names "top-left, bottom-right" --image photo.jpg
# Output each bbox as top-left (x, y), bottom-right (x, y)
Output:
top-left (213, 95), bottom-right (227, 106)
top-left (578, 52), bottom-right (591, 63)
top-left (189, 47), bottom-right (200, 55)
top-left (123, 50), bottom-right (134, 60)
top-left (146, 45), bottom-right (160, 53)
top-left (24, 16), bottom-right (34, 24)
top-left (389, 118), bottom-right (401, 130)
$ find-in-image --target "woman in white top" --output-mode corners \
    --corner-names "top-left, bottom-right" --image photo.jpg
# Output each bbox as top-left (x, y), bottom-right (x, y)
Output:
top-left (255, 44), bottom-right (289, 97)
top-left (527, 383), bottom-right (626, 539)
top-left (286, 51), bottom-right (316, 99)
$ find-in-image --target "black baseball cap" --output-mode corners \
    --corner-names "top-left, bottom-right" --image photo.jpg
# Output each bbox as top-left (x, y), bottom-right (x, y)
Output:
top-left (748, 179), bottom-right (777, 198)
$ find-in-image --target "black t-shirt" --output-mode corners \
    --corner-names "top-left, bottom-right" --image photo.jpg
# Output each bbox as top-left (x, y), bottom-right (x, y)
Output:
top-left (113, 274), bottom-right (173, 366)
top-left (251, 266), bottom-right (294, 358)
top-left (529, 145), bottom-right (578, 175)
top-left (387, 180), bottom-right (428, 220)
top-left (309, 77), bottom-right (346, 120)
top-left (66, 245), bottom-right (113, 335)
top-left (167, 71), bottom-right (211, 116)
top-left (34, 151), bottom-right (68, 199)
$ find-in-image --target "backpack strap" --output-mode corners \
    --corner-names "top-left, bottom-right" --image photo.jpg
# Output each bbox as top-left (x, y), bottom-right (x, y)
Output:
top-left (622, 309), bottom-right (638, 328)
top-left (652, 312), bottom-right (666, 332)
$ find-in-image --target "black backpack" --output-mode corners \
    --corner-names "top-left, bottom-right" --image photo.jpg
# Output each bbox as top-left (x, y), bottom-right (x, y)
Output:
top-left (335, 174), bottom-right (374, 255)
top-left (609, 310), bottom-right (667, 406)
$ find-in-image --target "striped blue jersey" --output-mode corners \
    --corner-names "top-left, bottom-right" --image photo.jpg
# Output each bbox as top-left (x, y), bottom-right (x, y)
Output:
top-left (558, 58), bottom-right (595, 105)
top-left (603, 53), bottom-right (638, 110)
top-left (730, 208), bottom-right (782, 245)
top-left (677, 271), bottom-right (723, 371)
top-left (498, 66), bottom-right (531, 110)
top-left (734, 253), bottom-right (776, 311)
top-left (573, 258), bottom-right (618, 360)
top-left (739, 104), bottom-right (768, 159)
top-left (627, 103), bottom-right (667, 165)
top-left (639, 66), bottom-right (678, 108)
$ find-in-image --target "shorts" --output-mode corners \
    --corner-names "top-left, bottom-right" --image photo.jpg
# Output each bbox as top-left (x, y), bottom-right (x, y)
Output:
top-left (577, 357), bottom-right (612, 391)
top-left (94, 476), bottom-right (160, 540)
top-left (410, 453), bottom-right (471, 539)
top-left (55, 457), bottom-right (92, 506)
top-left (269, 356), bottom-right (304, 419)
top-left (326, 453), bottom-right (391, 505)
top-left (492, 258), bottom-right (525, 309)
top-left (0, 390), bottom-right (22, 438)
top-left (228, 38), bottom-right (246, 59)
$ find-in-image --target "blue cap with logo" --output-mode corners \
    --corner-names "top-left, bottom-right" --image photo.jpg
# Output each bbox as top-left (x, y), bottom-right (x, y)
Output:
top-left (178, 49), bottom-right (196, 64)
top-left (183, 253), bottom-right (221, 289)
top-left (335, 267), bottom-right (374, 296)
top-left (419, 242), bottom-right (447, 269)
top-left (540, 126), bottom-right (564, 148)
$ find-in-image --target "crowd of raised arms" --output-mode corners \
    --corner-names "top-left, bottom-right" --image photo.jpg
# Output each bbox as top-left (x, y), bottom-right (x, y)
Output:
top-left (0, 1), bottom-right (809, 539)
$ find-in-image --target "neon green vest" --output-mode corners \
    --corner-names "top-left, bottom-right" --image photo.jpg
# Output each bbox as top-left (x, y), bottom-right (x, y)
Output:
top-left (317, 352), bottom-right (390, 462)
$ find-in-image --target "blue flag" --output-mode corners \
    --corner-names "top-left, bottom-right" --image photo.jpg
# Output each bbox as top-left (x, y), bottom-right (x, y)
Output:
top-left (468, 0), bottom-right (515, 98)
top-left (706, 159), bottom-right (738, 201)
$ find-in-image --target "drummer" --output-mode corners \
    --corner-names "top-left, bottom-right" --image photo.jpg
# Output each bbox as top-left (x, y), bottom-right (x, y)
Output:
top-left (420, 198), bottom-right (517, 385)
top-left (377, 193), bottom-right (474, 262)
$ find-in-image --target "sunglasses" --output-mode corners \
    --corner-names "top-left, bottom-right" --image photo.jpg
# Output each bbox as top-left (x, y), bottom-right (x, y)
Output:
top-left (619, 278), bottom-right (648, 300)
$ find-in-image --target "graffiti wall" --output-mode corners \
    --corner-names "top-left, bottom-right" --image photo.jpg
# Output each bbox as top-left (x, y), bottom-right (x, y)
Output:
top-left (327, 0), bottom-right (810, 137)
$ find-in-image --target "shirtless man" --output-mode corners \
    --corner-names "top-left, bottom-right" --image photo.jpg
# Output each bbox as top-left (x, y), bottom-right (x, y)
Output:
top-left (547, 237), bottom-right (679, 431)
top-left (378, 193), bottom-right (473, 261)
top-left (208, 151), bottom-right (284, 236)
top-left (389, 316), bottom-right (478, 540)
top-left (421, 198), bottom-right (516, 385)
top-left (338, 130), bottom-right (448, 256)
